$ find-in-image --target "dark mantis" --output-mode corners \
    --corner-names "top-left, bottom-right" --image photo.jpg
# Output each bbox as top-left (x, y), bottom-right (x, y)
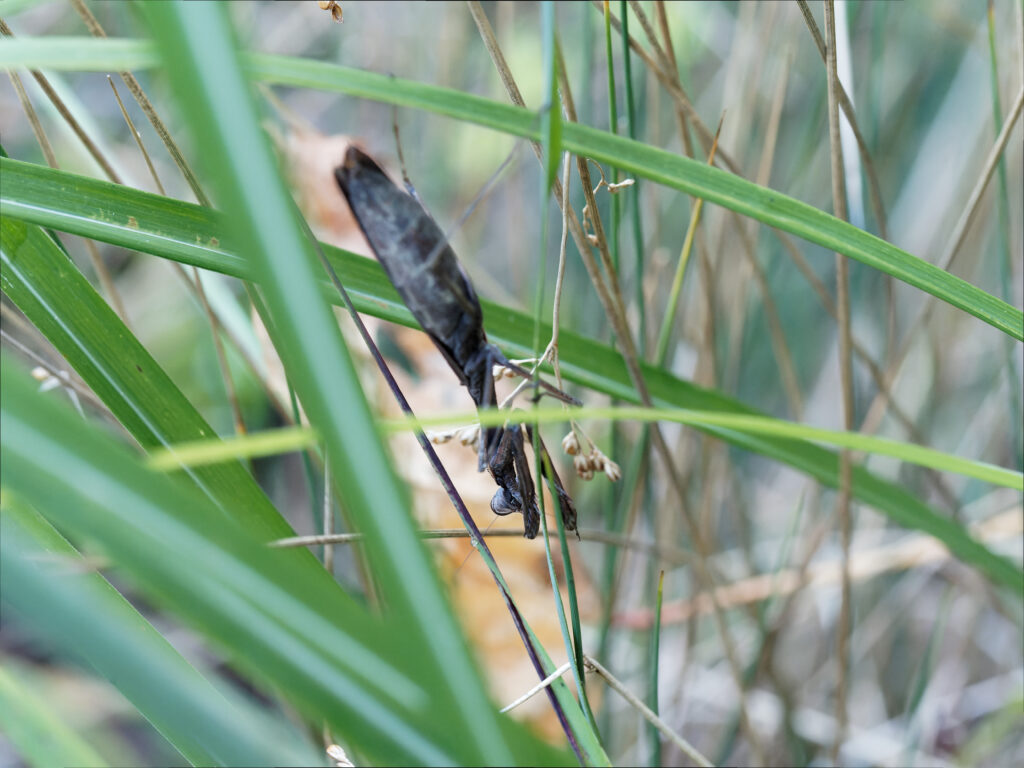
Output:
top-left (335, 146), bottom-right (576, 538)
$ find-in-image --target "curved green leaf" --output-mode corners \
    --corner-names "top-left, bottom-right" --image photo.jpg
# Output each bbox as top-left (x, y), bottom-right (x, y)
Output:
top-left (2, 158), bottom-right (1018, 590)
top-left (0, 37), bottom-right (1019, 340)
top-left (0, 213), bottom-right (311, 546)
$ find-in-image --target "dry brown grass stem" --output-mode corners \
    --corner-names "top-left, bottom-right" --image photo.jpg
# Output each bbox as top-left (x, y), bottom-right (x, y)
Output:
top-left (0, 19), bottom-right (123, 184)
top-left (616, 507), bottom-right (1022, 628)
top-left (466, 5), bottom-right (770, 758)
top-left (271, 525), bottom-right (692, 563)
top-left (7, 69), bottom-right (56, 168)
top-left (106, 76), bottom-right (248, 439)
top-left (824, 3), bottom-right (855, 763)
top-left (0, 324), bottom-right (109, 418)
top-left (584, 654), bottom-right (713, 767)
top-left (858, 85), bottom-right (1024, 441)
top-left (74, 5), bottom-right (299, 432)
top-left (603, 3), bottom-right (933, 458)
top-left (70, 0), bottom-right (210, 206)
top-left (2, 41), bottom-right (129, 325)
top-left (796, 0), bottom-right (889, 240)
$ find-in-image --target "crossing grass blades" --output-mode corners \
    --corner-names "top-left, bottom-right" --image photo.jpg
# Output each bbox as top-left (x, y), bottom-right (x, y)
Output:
top-left (335, 146), bottom-right (578, 538)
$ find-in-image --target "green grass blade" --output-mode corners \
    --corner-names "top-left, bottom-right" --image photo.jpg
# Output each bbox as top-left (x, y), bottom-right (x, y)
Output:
top-left (410, 406), bottom-right (1022, 491)
top-left (2, 358), bottom-right (567, 766)
top-left (138, 4), bottom-right (522, 763)
top-left (250, 56), bottom-right (1024, 343)
top-left (0, 38), bottom-right (1019, 340)
top-left (1, 158), bottom-right (1017, 589)
top-left (0, 664), bottom-right (107, 768)
top-left (540, 1), bottom-right (561, 196)
top-left (619, 0), bottom-right (647, 353)
top-left (649, 570), bottom-right (665, 766)
top-left (0, 495), bottom-right (322, 767)
top-left (0, 214), bottom-right (304, 546)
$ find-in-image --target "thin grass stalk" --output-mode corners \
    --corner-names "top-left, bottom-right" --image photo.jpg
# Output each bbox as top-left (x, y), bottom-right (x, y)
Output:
top-left (1, 24), bottom-right (127, 323)
top-left (77, 0), bottom-right (321, 505)
top-left (481, 42), bottom-right (783, 743)
top-left (655, 122), bottom-right (721, 365)
top-left (601, 5), bottom-right (626, 592)
top-left (501, 662), bottom-right (574, 714)
top-left (595, 429), bottom-right (647, 739)
top-left (858, 85), bottom-right (1024, 439)
top-left (598, 5), bottom-right (629, 744)
top-left (649, 569), bottom-right (665, 766)
top-left (8, 76), bottom-right (127, 325)
top-left (110, 68), bottom-right (245, 439)
top-left (305, 218), bottom-right (585, 762)
top-left (0, 20), bottom-right (120, 183)
top-left (83, 0), bottom-right (294, 461)
top-left (597, 3), bottom-right (961, 412)
top-left (552, 474), bottom-right (594, 731)
top-left (530, 6), bottom-right (593, 749)
top-left (824, 3), bottom-right (855, 762)
top-left (245, 283), bottom-right (328, 554)
top-left (0, 322), bottom-right (110, 418)
top-left (272, 527), bottom-right (692, 564)
top-left (7, 69), bottom-right (55, 167)
top-left (619, 1), bottom-right (646, 356)
top-left (986, 0), bottom-right (1023, 470)
top-left (70, 0), bottom-right (209, 206)
top-left (536, 438), bottom-right (601, 740)
top-left (795, 0), bottom-right (888, 240)
top-left (585, 655), bottom-right (712, 768)
top-left (608, 1), bottom-right (936, 439)
top-left (603, 1), bottom-right (621, 273)
top-left (288, 373), bottom-right (323, 558)
top-left (557, 75), bottom-right (767, 749)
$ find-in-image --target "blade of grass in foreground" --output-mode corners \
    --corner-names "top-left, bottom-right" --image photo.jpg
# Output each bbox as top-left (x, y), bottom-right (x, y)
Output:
top-left (400, 406), bottom-right (1024, 491)
top-left (1, 359), bottom-right (566, 766)
top-left (0, 664), bottom-right (107, 768)
top-left (1, 495), bottom-right (323, 767)
top-left (0, 38), bottom-right (1019, 341)
top-left (139, 3), bottom-right (553, 763)
top-left (0, 214), bottom-right (310, 546)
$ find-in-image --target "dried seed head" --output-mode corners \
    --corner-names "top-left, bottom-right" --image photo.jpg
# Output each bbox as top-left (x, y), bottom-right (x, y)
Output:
top-left (573, 456), bottom-right (598, 481)
top-left (427, 430), bottom-right (454, 445)
top-left (457, 425), bottom-right (480, 448)
top-left (602, 457), bottom-right (622, 483)
top-left (318, 1), bottom-right (344, 22)
top-left (562, 431), bottom-right (580, 456)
